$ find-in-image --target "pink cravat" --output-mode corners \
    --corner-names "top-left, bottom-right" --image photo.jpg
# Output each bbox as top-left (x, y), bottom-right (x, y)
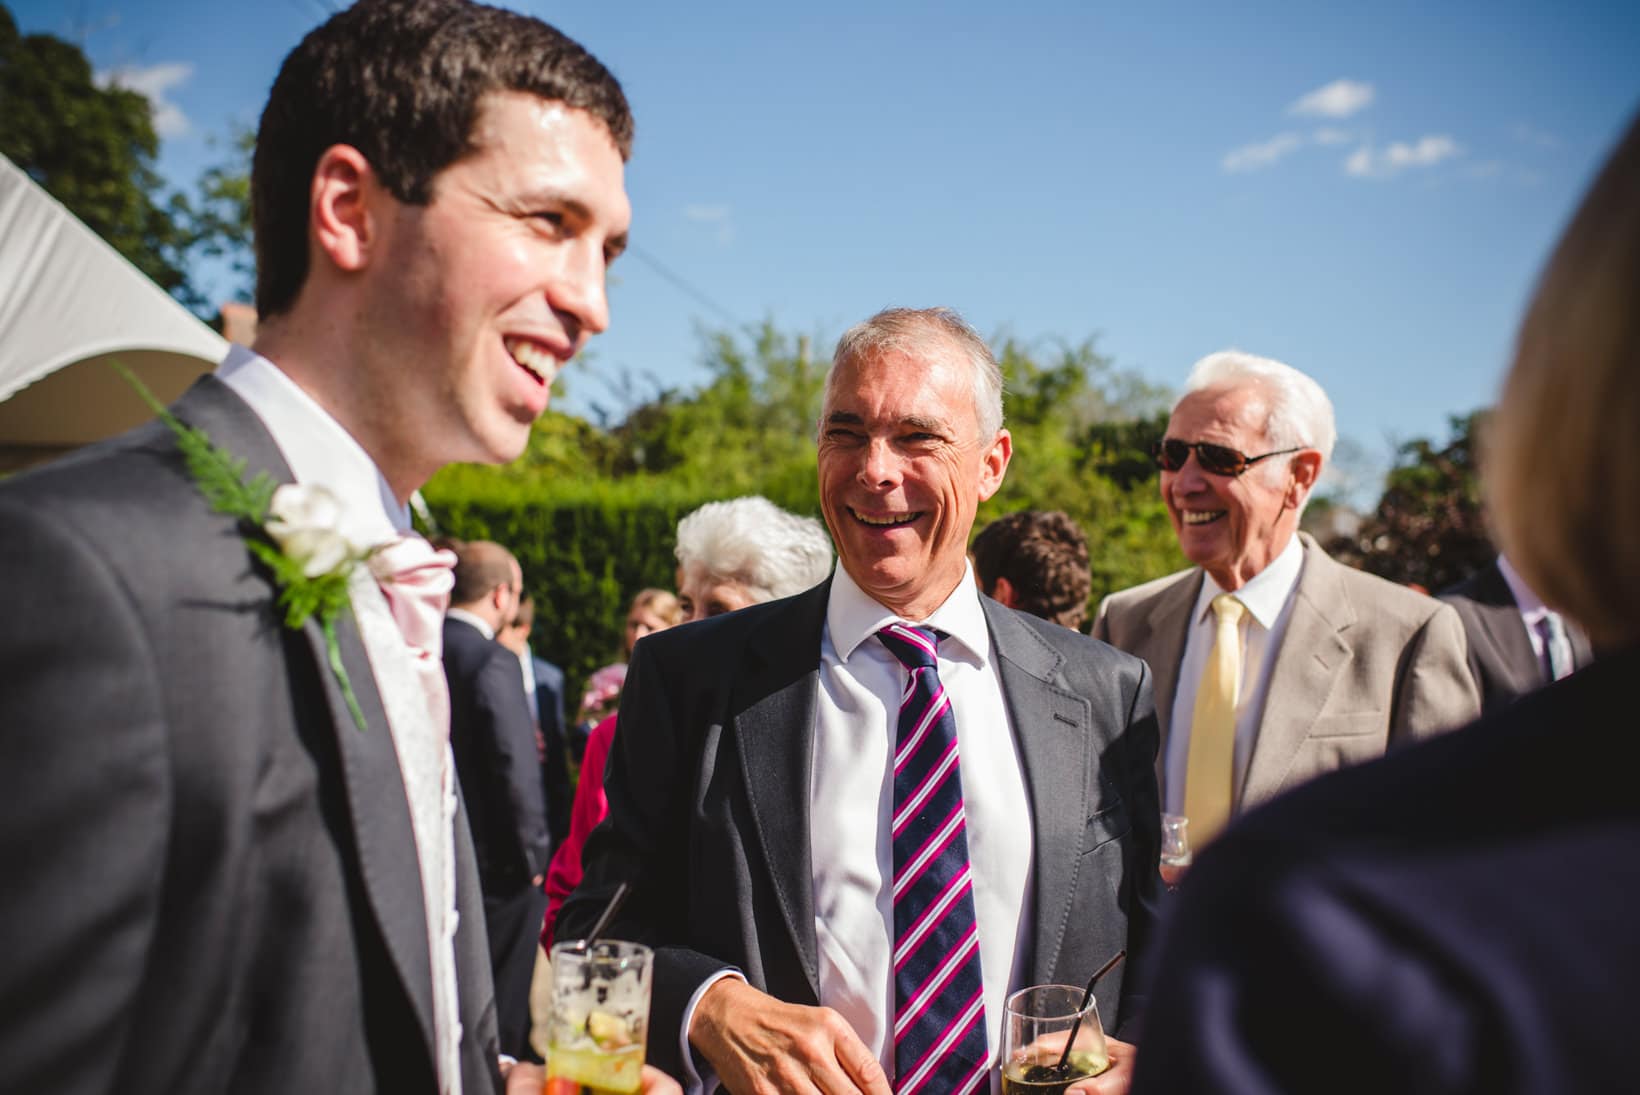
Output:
top-left (368, 534), bottom-right (458, 736)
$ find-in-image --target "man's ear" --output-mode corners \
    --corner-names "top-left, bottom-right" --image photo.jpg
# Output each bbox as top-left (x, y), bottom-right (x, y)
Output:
top-left (310, 144), bottom-right (382, 274)
top-left (1287, 450), bottom-right (1323, 510)
top-left (976, 429), bottom-right (1013, 502)
top-left (990, 575), bottom-right (1018, 608)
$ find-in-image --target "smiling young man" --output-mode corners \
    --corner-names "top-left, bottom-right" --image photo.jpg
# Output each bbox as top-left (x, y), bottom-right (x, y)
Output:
top-left (1094, 351), bottom-right (1478, 848)
top-left (0, 2), bottom-right (681, 1094)
top-left (561, 307), bottom-right (1162, 1095)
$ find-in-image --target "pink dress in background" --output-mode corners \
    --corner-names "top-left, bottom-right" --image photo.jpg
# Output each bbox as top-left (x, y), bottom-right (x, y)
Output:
top-left (540, 711), bottom-right (618, 949)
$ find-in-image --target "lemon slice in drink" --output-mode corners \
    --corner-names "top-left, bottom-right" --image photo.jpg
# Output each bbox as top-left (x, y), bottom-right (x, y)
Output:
top-left (549, 1042), bottom-right (644, 1093)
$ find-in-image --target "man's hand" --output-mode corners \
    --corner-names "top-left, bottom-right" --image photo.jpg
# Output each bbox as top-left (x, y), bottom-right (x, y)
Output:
top-left (503, 1061), bottom-right (683, 1095)
top-left (690, 978), bottom-right (891, 1095)
top-left (1066, 1034), bottom-right (1135, 1095)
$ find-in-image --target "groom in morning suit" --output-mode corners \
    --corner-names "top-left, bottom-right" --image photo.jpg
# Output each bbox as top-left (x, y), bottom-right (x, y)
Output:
top-left (561, 307), bottom-right (1162, 1095)
top-left (0, 2), bottom-right (647, 1092)
top-left (1093, 351), bottom-right (1479, 847)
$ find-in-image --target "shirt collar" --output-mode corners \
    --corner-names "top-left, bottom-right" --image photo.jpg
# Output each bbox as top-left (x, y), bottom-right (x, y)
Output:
top-left (826, 562), bottom-right (992, 667)
top-left (1496, 553), bottom-right (1549, 622)
top-left (1196, 532), bottom-right (1305, 630)
top-left (446, 607), bottom-right (496, 641)
top-left (216, 344), bottom-right (409, 549)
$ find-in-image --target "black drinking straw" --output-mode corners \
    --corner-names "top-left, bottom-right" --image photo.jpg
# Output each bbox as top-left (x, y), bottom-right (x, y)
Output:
top-left (1056, 949), bottom-right (1126, 1071)
top-left (575, 881), bottom-right (632, 953)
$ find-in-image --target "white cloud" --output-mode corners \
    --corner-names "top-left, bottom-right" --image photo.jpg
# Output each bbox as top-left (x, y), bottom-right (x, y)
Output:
top-left (1221, 132), bottom-right (1303, 173)
top-left (1345, 134), bottom-right (1462, 178)
top-left (1510, 122), bottom-right (1559, 149)
top-left (1289, 79), bottom-right (1375, 119)
top-left (1387, 135), bottom-right (1460, 168)
top-left (1313, 127), bottom-right (1352, 145)
top-left (684, 203), bottom-right (734, 243)
top-left (1344, 146), bottom-right (1375, 177)
top-left (97, 62), bottom-right (194, 139)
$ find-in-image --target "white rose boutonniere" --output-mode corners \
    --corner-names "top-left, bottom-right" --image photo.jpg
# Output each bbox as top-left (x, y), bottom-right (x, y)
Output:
top-left (266, 484), bottom-right (361, 578)
top-left (115, 362), bottom-right (374, 730)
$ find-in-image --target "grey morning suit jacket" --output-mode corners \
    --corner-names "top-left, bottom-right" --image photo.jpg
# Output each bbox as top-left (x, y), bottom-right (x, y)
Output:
top-left (1094, 533), bottom-right (1479, 815)
top-left (559, 581), bottom-right (1163, 1080)
top-left (0, 377), bottom-right (500, 1095)
top-left (1439, 557), bottom-right (1595, 717)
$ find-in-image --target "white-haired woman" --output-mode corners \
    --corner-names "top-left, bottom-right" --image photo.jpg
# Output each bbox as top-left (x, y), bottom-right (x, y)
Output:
top-left (541, 497), bottom-right (832, 948)
top-left (674, 495), bottom-right (836, 621)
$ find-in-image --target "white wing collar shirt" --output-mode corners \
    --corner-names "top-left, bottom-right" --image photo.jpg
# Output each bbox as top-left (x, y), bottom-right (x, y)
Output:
top-left (218, 345), bottom-right (467, 1095)
top-left (812, 563), bottom-right (1034, 1093)
top-left (1165, 532), bottom-right (1304, 816)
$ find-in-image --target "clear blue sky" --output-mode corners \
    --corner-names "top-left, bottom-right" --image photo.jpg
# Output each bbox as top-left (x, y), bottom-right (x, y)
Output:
top-left (12, 0), bottom-right (1639, 487)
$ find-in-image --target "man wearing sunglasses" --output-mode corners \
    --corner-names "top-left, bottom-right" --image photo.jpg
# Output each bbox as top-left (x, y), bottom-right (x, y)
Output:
top-left (1093, 351), bottom-right (1478, 849)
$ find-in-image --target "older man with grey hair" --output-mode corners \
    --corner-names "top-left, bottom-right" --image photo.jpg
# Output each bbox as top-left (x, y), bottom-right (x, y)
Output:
top-left (562, 307), bottom-right (1161, 1095)
top-left (1094, 351), bottom-right (1479, 851)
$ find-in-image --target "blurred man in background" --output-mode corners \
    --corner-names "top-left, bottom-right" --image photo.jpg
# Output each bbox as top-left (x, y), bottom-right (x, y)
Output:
top-left (971, 509), bottom-right (1093, 630)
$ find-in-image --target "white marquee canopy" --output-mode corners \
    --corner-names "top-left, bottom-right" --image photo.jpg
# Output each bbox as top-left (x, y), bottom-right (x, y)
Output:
top-left (0, 152), bottom-right (227, 465)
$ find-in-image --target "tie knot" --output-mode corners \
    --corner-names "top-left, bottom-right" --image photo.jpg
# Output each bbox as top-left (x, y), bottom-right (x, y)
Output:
top-left (1211, 592), bottom-right (1245, 626)
top-left (877, 622), bottom-right (941, 670)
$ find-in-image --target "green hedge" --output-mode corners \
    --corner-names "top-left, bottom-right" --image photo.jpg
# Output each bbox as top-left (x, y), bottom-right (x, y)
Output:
top-left (424, 470), bottom-right (721, 697)
top-left (425, 454), bottom-right (1184, 714)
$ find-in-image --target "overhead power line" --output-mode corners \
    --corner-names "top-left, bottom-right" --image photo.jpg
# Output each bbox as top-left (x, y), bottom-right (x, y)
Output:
top-left (628, 244), bottom-right (739, 327)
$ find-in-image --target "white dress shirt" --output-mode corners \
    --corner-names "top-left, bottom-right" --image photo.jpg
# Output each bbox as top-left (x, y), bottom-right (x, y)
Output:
top-left (677, 565), bottom-right (1034, 1095)
top-left (1165, 534), bottom-right (1304, 815)
top-left (1497, 553), bottom-right (1570, 681)
top-left (812, 565), bottom-right (1033, 1092)
top-left (218, 346), bottom-right (466, 1095)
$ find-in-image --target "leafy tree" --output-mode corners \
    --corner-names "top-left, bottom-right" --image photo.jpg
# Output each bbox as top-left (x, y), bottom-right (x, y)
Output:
top-left (0, 5), bottom-right (200, 308)
top-left (181, 127), bottom-right (256, 304)
top-left (1322, 410), bottom-right (1494, 592)
top-left (602, 319), bottom-right (827, 500)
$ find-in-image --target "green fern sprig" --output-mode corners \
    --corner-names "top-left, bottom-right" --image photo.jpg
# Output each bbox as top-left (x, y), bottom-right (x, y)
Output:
top-left (112, 360), bottom-right (370, 731)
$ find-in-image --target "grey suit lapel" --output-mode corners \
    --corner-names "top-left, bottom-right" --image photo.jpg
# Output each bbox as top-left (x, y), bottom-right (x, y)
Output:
top-left (980, 600), bottom-right (1093, 985)
top-left (730, 583), bottom-right (830, 1002)
top-left (1472, 561), bottom-right (1545, 690)
top-left (1241, 537), bottom-right (1352, 806)
top-left (172, 377), bottom-right (442, 1060)
top-left (1125, 573), bottom-right (1199, 770)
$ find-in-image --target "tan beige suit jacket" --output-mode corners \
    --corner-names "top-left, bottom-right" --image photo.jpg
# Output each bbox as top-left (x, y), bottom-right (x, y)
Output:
top-left (1093, 533), bottom-right (1479, 813)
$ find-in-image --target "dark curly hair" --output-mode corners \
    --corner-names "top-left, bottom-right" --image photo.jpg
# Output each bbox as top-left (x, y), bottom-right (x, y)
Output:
top-left (971, 510), bottom-right (1093, 630)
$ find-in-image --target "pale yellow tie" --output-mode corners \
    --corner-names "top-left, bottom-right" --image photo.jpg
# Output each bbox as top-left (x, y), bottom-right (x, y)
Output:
top-left (1184, 593), bottom-right (1245, 846)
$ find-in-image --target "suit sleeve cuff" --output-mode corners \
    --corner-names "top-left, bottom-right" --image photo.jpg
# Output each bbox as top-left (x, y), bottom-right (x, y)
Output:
top-left (678, 968), bottom-right (746, 1095)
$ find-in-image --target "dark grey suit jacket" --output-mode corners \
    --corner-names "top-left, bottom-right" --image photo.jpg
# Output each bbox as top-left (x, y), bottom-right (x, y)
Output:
top-left (1440, 558), bottom-right (1594, 717)
top-left (532, 654), bottom-right (573, 854)
top-left (443, 616), bottom-right (550, 894)
top-left (0, 377), bottom-right (500, 1094)
top-left (559, 581), bottom-right (1162, 1079)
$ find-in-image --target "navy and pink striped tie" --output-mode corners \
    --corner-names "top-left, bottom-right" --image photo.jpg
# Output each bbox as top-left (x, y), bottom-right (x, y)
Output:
top-left (877, 623), bottom-right (989, 1095)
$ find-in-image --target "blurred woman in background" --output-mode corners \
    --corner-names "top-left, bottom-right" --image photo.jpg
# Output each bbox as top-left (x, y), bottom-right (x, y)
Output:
top-left (569, 588), bottom-right (683, 763)
top-left (540, 496), bottom-right (833, 948)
